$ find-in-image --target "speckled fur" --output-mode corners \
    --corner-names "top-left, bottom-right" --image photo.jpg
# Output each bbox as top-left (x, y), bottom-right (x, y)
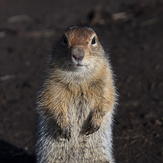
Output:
top-left (36, 26), bottom-right (117, 163)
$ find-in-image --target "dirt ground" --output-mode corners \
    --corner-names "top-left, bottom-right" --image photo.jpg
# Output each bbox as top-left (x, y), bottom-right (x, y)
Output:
top-left (0, 0), bottom-right (163, 163)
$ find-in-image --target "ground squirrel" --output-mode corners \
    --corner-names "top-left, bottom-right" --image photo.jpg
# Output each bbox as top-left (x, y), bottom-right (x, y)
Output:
top-left (36, 26), bottom-right (117, 163)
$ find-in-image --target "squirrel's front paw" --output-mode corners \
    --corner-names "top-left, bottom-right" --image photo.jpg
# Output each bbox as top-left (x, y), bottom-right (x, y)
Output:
top-left (59, 125), bottom-right (71, 140)
top-left (58, 118), bottom-right (71, 140)
top-left (85, 119), bottom-right (101, 135)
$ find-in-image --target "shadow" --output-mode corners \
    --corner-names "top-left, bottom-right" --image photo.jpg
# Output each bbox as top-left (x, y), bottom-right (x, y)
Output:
top-left (0, 140), bottom-right (35, 163)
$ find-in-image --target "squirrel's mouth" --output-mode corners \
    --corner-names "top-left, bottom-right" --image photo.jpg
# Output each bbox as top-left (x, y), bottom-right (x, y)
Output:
top-left (73, 62), bottom-right (87, 69)
top-left (76, 63), bottom-right (84, 67)
top-left (72, 59), bottom-right (87, 68)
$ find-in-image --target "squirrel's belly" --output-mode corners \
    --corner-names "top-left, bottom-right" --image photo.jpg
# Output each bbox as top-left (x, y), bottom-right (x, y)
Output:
top-left (44, 125), bottom-right (111, 163)
top-left (36, 105), bottom-right (113, 163)
top-left (48, 105), bottom-right (112, 162)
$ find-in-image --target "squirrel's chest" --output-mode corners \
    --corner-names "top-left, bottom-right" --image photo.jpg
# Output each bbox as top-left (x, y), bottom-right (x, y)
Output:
top-left (67, 94), bottom-right (92, 129)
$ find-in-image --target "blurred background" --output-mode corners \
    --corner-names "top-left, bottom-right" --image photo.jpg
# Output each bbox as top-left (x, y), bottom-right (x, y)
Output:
top-left (0, 0), bottom-right (163, 162)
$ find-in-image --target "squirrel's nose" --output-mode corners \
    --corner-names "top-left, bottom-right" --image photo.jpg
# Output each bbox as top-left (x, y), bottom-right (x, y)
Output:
top-left (72, 47), bottom-right (84, 62)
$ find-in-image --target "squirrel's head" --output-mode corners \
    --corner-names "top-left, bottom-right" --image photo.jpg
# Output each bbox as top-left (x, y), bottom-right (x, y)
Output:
top-left (51, 26), bottom-right (106, 72)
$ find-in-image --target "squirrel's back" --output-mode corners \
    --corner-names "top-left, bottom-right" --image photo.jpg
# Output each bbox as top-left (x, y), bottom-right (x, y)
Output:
top-left (36, 26), bottom-right (117, 163)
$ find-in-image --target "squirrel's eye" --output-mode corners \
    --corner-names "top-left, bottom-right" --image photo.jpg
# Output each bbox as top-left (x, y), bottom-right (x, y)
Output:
top-left (62, 35), bottom-right (68, 46)
top-left (91, 36), bottom-right (96, 45)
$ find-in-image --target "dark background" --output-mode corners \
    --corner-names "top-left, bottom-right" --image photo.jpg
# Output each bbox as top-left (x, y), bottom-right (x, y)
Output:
top-left (0, 0), bottom-right (163, 162)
